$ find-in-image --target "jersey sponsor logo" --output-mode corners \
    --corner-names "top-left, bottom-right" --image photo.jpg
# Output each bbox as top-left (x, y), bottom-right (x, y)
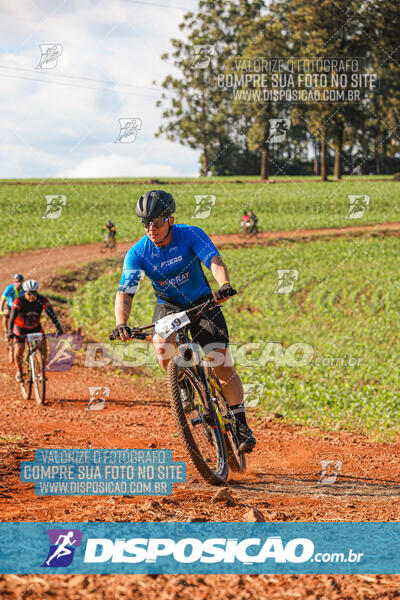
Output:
top-left (25, 311), bottom-right (40, 327)
top-left (160, 256), bottom-right (183, 269)
top-left (156, 272), bottom-right (190, 288)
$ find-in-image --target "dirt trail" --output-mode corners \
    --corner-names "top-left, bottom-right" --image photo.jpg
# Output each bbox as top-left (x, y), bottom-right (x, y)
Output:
top-left (1, 351), bottom-right (400, 597)
top-left (1, 221), bottom-right (399, 292)
top-left (1, 176), bottom-right (395, 184)
top-left (1, 223), bottom-right (400, 597)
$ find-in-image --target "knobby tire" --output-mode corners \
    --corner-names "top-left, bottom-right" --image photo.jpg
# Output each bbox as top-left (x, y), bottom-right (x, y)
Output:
top-left (166, 359), bottom-right (228, 485)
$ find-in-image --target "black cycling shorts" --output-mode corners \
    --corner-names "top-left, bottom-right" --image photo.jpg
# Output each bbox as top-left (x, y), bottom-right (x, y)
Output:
top-left (152, 294), bottom-right (229, 353)
top-left (13, 324), bottom-right (43, 344)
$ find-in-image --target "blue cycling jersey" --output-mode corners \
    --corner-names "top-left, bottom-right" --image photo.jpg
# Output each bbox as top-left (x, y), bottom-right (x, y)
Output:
top-left (1, 284), bottom-right (24, 308)
top-left (118, 224), bottom-right (220, 307)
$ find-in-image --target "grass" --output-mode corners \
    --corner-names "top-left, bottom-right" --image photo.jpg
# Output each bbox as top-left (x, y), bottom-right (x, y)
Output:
top-left (70, 235), bottom-right (400, 439)
top-left (0, 435), bottom-right (22, 443)
top-left (0, 178), bottom-right (398, 255)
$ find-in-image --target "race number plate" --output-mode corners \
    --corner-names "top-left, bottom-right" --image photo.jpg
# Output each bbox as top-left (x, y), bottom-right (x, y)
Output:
top-left (155, 311), bottom-right (190, 340)
top-left (26, 333), bottom-right (43, 342)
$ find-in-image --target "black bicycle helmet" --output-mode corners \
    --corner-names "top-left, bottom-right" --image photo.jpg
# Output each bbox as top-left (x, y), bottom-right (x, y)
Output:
top-left (136, 190), bottom-right (175, 219)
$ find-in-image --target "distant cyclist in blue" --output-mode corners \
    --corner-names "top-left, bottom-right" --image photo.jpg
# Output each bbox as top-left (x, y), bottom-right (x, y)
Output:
top-left (112, 190), bottom-right (256, 453)
top-left (1, 273), bottom-right (24, 340)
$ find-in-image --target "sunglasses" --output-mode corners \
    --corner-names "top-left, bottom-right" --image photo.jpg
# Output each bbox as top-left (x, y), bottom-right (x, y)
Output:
top-left (141, 216), bottom-right (170, 229)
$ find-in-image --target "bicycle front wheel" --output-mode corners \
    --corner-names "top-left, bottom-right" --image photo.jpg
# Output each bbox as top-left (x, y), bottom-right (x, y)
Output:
top-left (31, 349), bottom-right (45, 405)
top-left (167, 359), bottom-right (228, 485)
top-left (20, 357), bottom-right (32, 400)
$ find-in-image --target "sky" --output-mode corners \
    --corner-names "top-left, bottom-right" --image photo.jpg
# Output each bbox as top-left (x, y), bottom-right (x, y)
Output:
top-left (0, 0), bottom-right (200, 178)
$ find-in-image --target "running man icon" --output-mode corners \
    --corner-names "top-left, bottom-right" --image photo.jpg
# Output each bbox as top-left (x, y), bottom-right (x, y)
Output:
top-left (42, 529), bottom-right (82, 567)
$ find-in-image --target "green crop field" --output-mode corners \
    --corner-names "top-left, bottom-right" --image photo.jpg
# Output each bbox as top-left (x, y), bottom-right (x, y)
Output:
top-left (0, 178), bottom-right (398, 255)
top-left (70, 235), bottom-right (400, 439)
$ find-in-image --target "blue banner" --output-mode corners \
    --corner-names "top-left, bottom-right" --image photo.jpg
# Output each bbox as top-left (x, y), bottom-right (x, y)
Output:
top-left (0, 522), bottom-right (399, 574)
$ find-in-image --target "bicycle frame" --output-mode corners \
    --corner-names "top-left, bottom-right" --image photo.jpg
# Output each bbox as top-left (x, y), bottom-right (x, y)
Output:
top-left (162, 300), bottom-right (238, 440)
top-left (174, 328), bottom-right (218, 423)
top-left (26, 336), bottom-right (42, 375)
top-left (19, 332), bottom-right (55, 404)
top-left (110, 295), bottom-right (245, 482)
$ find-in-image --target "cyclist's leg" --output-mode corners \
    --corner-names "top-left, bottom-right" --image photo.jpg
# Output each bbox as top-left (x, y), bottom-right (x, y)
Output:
top-left (152, 332), bottom-right (178, 371)
top-left (189, 300), bottom-right (240, 405)
top-left (152, 302), bottom-right (181, 371)
top-left (191, 303), bottom-right (256, 451)
top-left (205, 347), bottom-right (243, 407)
top-left (14, 333), bottom-right (25, 376)
top-left (204, 348), bottom-right (256, 451)
top-left (2, 308), bottom-right (10, 339)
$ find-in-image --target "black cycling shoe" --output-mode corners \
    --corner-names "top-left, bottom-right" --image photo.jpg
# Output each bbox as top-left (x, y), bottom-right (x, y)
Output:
top-left (236, 423), bottom-right (256, 454)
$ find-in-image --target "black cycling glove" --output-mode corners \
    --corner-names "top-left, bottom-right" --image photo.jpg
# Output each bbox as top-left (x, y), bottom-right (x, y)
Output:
top-left (111, 324), bottom-right (132, 341)
top-left (215, 283), bottom-right (237, 302)
top-left (111, 325), bottom-right (147, 341)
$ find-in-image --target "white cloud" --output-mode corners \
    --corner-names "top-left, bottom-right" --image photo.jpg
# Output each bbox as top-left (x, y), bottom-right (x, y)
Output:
top-left (0, 0), bottom-right (200, 178)
top-left (60, 153), bottom-right (176, 178)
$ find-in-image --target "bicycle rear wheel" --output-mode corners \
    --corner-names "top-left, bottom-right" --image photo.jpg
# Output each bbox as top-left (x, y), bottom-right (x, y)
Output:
top-left (167, 359), bottom-right (228, 485)
top-left (207, 368), bottom-right (246, 473)
top-left (31, 349), bottom-right (45, 405)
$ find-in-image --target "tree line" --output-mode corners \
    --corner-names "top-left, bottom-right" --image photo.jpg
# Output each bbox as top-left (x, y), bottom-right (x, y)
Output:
top-left (155, 0), bottom-right (400, 179)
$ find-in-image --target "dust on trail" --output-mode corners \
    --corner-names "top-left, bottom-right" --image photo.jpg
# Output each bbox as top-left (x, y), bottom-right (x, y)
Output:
top-left (1, 223), bottom-right (400, 598)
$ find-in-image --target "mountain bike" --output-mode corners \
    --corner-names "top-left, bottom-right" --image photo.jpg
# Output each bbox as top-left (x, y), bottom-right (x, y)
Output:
top-left (239, 221), bottom-right (258, 237)
top-left (19, 332), bottom-right (54, 405)
top-left (110, 296), bottom-right (246, 485)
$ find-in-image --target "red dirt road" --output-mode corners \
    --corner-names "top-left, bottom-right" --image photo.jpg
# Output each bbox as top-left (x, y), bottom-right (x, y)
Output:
top-left (1, 221), bottom-right (400, 291)
top-left (1, 224), bottom-right (400, 598)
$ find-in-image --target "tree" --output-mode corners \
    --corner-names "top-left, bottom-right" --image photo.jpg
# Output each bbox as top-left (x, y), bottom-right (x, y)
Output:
top-left (156, 0), bottom-right (265, 176)
top-left (283, 0), bottom-right (370, 180)
top-left (230, 9), bottom-right (289, 179)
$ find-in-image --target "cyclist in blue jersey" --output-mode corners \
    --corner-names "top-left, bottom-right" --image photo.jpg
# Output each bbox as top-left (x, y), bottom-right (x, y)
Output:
top-left (1, 274), bottom-right (24, 340)
top-left (112, 190), bottom-right (256, 453)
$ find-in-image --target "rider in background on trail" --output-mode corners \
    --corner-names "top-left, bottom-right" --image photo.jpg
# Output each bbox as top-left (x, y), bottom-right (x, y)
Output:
top-left (102, 220), bottom-right (117, 246)
top-left (112, 189), bottom-right (256, 453)
top-left (8, 279), bottom-right (63, 382)
top-left (248, 210), bottom-right (259, 235)
top-left (1, 274), bottom-right (24, 341)
top-left (240, 210), bottom-right (251, 235)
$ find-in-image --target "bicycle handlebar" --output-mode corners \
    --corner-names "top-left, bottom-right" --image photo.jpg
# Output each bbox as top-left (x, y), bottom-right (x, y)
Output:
top-left (109, 291), bottom-right (237, 341)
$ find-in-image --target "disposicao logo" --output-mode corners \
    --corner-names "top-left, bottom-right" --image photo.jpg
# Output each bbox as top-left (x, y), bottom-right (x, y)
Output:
top-left (42, 529), bottom-right (82, 567)
top-left (83, 536), bottom-right (314, 564)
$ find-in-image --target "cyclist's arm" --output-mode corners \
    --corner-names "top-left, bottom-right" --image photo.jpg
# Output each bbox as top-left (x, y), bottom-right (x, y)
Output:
top-left (210, 255), bottom-right (230, 285)
top-left (0, 296), bottom-right (7, 313)
top-left (115, 292), bottom-right (132, 325)
top-left (8, 303), bottom-right (18, 334)
top-left (44, 302), bottom-right (63, 333)
top-left (116, 247), bottom-right (143, 325)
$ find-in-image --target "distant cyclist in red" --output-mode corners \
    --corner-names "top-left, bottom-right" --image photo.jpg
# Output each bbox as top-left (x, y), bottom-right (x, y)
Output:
top-left (240, 210), bottom-right (251, 235)
top-left (8, 279), bottom-right (63, 382)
